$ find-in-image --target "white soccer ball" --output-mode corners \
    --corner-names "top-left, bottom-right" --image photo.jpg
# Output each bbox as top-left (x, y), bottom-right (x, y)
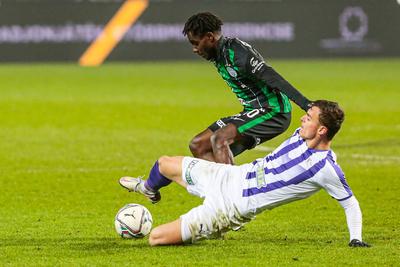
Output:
top-left (114, 203), bottom-right (153, 238)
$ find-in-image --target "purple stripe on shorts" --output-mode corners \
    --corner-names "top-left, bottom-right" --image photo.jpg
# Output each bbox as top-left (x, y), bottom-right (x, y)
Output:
top-left (243, 158), bottom-right (327, 197)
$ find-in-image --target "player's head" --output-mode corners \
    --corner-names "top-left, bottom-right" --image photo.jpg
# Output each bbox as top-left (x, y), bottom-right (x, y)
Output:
top-left (182, 12), bottom-right (223, 60)
top-left (300, 100), bottom-right (345, 141)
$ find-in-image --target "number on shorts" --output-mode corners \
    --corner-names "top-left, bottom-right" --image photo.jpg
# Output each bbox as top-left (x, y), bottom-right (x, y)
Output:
top-left (246, 109), bottom-right (260, 118)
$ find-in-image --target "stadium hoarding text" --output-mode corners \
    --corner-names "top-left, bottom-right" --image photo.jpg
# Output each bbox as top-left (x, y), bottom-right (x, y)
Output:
top-left (0, 0), bottom-right (399, 62)
top-left (0, 23), bottom-right (294, 43)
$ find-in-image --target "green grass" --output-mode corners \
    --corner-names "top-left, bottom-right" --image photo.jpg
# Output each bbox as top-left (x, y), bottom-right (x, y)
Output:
top-left (0, 59), bottom-right (399, 266)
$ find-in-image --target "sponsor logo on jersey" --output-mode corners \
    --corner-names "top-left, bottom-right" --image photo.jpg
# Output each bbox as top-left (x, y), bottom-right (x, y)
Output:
top-left (226, 66), bottom-right (238, 78)
top-left (250, 56), bottom-right (264, 73)
top-left (256, 164), bottom-right (266, 189)
top-left (185, 159), bottom-right (199, 185)
top-left (250, 57), bottom-right (259, 67)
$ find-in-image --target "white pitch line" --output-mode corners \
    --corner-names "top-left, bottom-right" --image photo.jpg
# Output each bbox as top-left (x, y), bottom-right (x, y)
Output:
top-left (350, 154), bottom-right (400, 162)
top-left (254, 146), bottom-right (400, 163)
top-left (254, 146), bottom-right (274, 152)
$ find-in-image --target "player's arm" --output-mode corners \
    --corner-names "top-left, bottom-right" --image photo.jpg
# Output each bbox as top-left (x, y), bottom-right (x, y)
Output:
top-left (253, 65), bottom-right (312, 111)
top-left (315, 162), bottom-right (370, 247)
top-left (232, 41), bottom-right (311, 111)
top-left (338, 196), bottom-right (370, 247)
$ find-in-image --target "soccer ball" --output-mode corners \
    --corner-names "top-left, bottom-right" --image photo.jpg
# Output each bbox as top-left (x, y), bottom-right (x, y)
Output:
top-left (114, 203), bottom-right (153, 238)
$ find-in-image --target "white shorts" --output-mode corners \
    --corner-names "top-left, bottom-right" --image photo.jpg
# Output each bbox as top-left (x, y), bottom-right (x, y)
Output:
top-left (179, 157), bottom-right (254, 243)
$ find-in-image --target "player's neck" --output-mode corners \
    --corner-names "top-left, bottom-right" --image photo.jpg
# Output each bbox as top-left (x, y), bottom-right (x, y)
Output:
top-left (209, 34), bottom-right (222, 61)
top-left (306, 138), bottom-right (331, 151)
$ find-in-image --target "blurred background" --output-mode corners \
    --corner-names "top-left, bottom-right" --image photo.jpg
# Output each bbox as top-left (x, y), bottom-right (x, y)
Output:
top-left (1, 0), bottom-right (399, 63)
top-left (1, 1), bottom-right (400, 265)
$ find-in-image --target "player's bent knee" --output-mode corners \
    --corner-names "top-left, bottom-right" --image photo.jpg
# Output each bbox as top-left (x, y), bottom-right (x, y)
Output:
top-left (189, 137), bottom-right (204, 155)
top-left (158, 155), bottom-right (169, 165)
top-left (148, 233), bottom-right (157, 246)
top-left (158, 156), bottom-right (184, 182)
top-left (148, 227), bottom-right (163, 246)
top-left (211, 125), bottom-right (237, 147)
top-left (157, 155), bottom-right (170, 172)
top-left (149, 221), bottom-right (184, 246)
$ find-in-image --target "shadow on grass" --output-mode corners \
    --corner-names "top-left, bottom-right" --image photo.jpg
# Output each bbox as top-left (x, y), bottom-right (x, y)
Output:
top-left (0, 237), bottom-right (149, 251)
top-left (0, 234), bottom-right (344, 252)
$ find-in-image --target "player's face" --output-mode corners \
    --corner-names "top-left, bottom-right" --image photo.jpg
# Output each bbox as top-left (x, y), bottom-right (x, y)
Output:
top-left (299, 106), bottom-right (324, 140)
top-left (187, 32), bottom-right (217, 60)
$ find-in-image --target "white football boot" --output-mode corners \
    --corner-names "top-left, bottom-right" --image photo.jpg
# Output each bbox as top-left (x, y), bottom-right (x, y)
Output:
top-left (119, 176), bottom-right (161, 204)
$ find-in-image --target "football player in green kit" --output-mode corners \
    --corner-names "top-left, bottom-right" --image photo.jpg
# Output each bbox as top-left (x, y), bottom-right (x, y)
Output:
top-left (183, 12), bottom-right (312, 164)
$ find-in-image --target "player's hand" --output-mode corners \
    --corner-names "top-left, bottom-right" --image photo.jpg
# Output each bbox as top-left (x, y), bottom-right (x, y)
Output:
top-left (348, 239), bottom-right (371, 248)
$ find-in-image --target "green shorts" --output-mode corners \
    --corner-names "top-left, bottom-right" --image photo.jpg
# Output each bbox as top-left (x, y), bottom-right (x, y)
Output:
top-left (208, 109), bottom-right (291, 156)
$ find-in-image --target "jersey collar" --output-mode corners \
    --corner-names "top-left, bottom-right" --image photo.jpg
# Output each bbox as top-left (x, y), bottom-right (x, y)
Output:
top-left (214, 36), bottom-right (227, 62)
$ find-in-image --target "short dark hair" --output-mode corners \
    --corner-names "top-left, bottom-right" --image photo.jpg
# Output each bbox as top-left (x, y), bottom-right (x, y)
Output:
top-left (182, 12), bottom-right (223, 37)
top-left (312, 100), bottom-right (345, 140)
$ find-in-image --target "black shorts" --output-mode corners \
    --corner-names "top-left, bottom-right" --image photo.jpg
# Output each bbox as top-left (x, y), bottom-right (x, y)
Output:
top-left (208, 109), bottom-right (291, 156)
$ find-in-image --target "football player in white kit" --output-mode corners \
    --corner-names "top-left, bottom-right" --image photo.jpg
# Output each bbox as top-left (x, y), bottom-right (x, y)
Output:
top-left (120, 100), bottom-right (370, 247)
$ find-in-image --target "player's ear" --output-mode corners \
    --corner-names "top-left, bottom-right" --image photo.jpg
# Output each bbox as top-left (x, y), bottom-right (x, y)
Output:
top-left (205, 32), bottom-right (215, 42)
top-left (318, 126), bottom-right (328, 137)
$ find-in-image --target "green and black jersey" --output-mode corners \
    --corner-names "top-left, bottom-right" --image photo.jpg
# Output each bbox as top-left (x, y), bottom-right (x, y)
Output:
top-left (213, 37), bottom-right (310, 112)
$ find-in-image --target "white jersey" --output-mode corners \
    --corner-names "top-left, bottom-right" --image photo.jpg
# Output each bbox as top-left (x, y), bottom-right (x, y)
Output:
top-left (241, 128), bottom-right (353, 214)
top-left (181, 129), bottom-right (362, 242)
top-left (180, 128), bottom-right (358, 242)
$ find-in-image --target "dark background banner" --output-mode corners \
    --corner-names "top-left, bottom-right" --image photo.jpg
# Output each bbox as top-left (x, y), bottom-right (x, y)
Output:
top-left (0, 0), bottom-right (399, 62)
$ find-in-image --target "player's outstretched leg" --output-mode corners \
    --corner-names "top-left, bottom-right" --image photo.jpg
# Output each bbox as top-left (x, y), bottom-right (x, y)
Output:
top-left (120, 156), bottom-right (185, 203)
top-left (119, 176), bottom-right (161, 204)
top-left (119, 160), bottom-right (174, 204)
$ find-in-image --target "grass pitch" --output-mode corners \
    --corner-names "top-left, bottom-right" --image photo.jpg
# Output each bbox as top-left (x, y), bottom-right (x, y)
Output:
top-left (0, 59), bottom-right (399, 266)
